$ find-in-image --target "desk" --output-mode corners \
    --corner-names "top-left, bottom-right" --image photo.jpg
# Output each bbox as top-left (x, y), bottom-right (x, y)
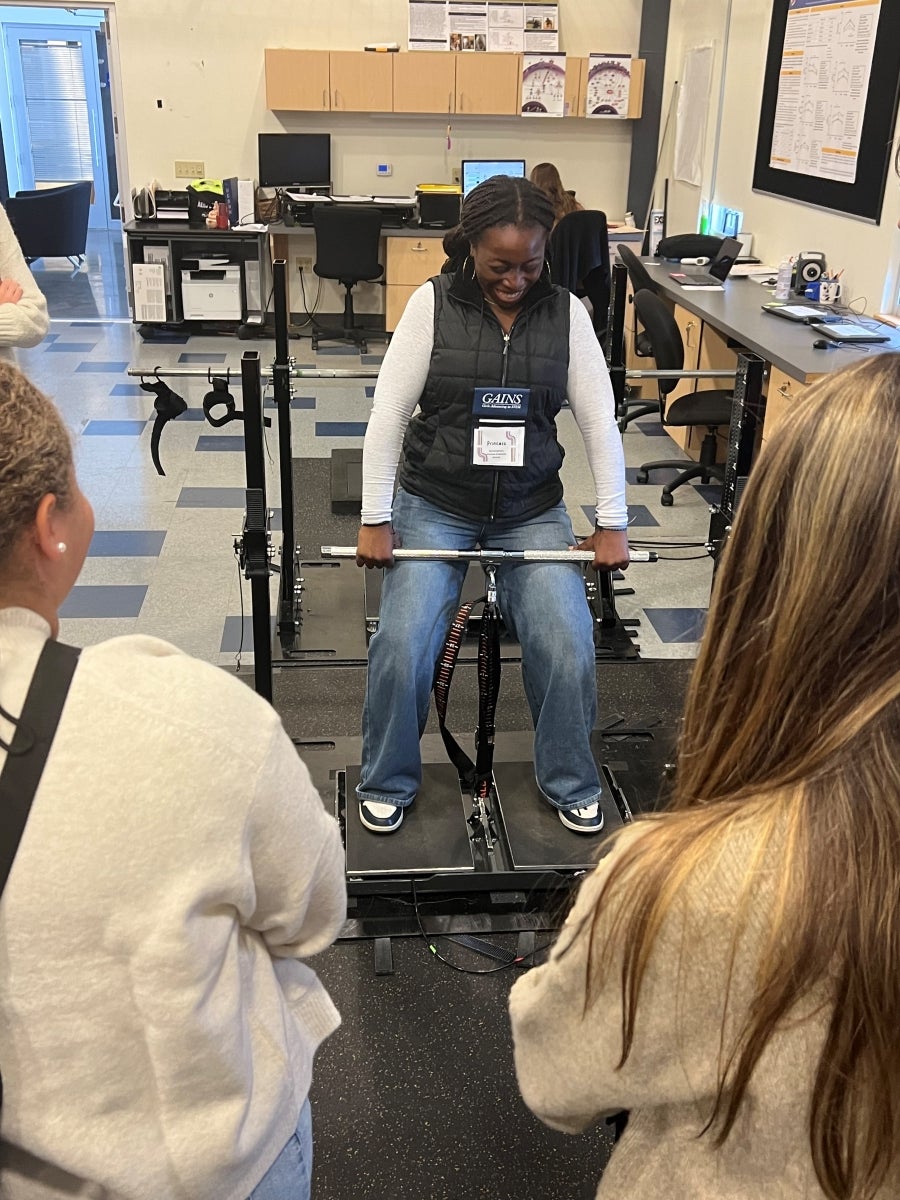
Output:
top-left (124, 222), bottom-right (271, 332)
top-left (624, 259), bottom-right (900, 448)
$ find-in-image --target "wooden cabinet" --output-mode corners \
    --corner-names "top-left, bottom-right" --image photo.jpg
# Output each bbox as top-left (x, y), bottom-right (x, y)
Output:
top-left (330, 51), bottom-right (393, 111)
top-left (385, 235), bottom-right (447, 331)
top-left (763, 367), bottom-right (811, 444)
top-left (393, 52), bottom-right (456, 114)
top-left (265, 49), bottom-right (330, 112)
top-left (455, 52), bottom-right (521, 114)
top-left (565, 57), bottom-right (584, 118)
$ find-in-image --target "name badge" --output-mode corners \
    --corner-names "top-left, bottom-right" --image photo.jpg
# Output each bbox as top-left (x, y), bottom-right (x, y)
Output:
top-left (473, 424), bottom-right (525, 467)
top-left (472, 388), bottom-right (530, 418)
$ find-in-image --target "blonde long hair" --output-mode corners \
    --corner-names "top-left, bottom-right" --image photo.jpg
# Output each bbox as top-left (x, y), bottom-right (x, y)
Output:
top-left (586, 353), bottom-right (900, 1200)
top-left (529, 162), bottom-right (578, 223)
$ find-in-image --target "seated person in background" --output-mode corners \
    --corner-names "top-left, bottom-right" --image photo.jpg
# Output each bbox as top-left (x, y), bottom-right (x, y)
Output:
top-left (0, 361), bottom-right (346, 1200)
top-left (0, 204), bottom-right (48, 361)
top-left (509, 353), bottom-right (900, 1199)
top-left (530, 162), bottom-right (583, 226)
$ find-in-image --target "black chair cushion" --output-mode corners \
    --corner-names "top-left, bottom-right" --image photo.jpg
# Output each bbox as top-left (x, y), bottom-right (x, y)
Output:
top-left (313, 206), bottom-right (383, 283)
top-left (666, 388), bottom-right (734, 427)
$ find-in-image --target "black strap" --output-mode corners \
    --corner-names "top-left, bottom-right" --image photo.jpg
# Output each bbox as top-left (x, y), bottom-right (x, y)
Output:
top-left (433, 595), bottom-right (501, 798)
top-left (0, 640), bottom-right (80, 896)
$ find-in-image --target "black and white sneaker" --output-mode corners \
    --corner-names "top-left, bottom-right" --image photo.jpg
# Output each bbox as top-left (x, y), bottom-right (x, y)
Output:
top-left (359, 799), bottom-right (404, 834)
top-left (558, 802), bottom-right (604, 834)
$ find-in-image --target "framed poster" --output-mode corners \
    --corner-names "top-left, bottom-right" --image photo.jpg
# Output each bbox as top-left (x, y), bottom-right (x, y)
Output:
top-left (752, 0), bottom-right (900, 221)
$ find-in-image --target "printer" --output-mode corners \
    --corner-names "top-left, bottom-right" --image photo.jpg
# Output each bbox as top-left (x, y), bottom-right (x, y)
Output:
top-left (180, 257), bottom-right (242, 321)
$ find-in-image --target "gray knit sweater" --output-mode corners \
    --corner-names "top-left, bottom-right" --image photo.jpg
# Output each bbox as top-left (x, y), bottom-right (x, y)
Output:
top-left (509, 821), bottom-right (899, 1199)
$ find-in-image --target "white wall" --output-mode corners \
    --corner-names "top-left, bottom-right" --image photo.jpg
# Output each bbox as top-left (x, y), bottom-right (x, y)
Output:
top-left (665, 0), bottom-right (900, 310)
top-left (111, 0), bottom-right (642, 216)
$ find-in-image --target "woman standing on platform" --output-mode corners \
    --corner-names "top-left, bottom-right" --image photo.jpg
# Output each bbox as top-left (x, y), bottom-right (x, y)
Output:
top-left (510, 353), bottom-right (900, 1199)
top-left (529, 163), bottom-right (582, 226)
top-left (0, 361), bottom-right (345, 1200)
top-left (355, 174), bottom-right (628, 837)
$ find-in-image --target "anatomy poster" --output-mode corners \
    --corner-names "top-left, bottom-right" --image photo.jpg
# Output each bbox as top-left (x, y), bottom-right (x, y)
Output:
top-left (521, 53), bottom-right (566, 116)
top-left (768, 0), bottom-right (881, 184)
top-left (586, 54), bottom-right (632, 118)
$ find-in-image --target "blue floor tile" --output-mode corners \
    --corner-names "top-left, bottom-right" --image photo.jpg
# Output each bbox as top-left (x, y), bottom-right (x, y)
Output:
top-left (60, 585), bottom-right (148, 618)
top-left (315, 421), bottom-right (368, 437)
top-left (314, 345), bottom-right (363, 356)
top-left (178, 352), bottom-right (227, 363)
top-left (140, 333), bottom-right (190, 344)
top-left (109, 383), bottom-right (148, 396)
top-left (644, 607), bottom-right (707, 643)
top-left (43, 333), bottom-right (59, 343)
top-left (196, 435), bottom-right (246, 452)
top-left (88, 531), bottom-right (166, 557)
top-left (264, 396), bottom-right (316, 410)
top-left (693, 483), bottom-right (723, 505)
top-left (633, 420), bottom-right (672, 437)
top-left (75, 361), bottom-right (130, 373)
top-left (45, 342), bottom-right (97, 353)
top-left (176, 409), bottom-right (209, 421)
top-left (580, 503), bottom-right (660, 529)
top-left (83, 419), bottom-right (147, 436)
top-left (365, 386), bottom-right (375, 399)
top-left (361, 355), bottom-right (384, 365)
top-left (220, 615), bottom-right (276, 652)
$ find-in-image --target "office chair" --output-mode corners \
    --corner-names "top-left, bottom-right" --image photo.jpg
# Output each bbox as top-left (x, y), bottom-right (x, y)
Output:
top-left (6, 181), bottom-right (92, 267)
top-left (615, 243), bottom-right (659, 431)
top-left (548, 210), bottom-right (610, 343)
top-left (311, 206), bottom-right (384, 353)
top-left (632, 289), bottom-right (734, 507)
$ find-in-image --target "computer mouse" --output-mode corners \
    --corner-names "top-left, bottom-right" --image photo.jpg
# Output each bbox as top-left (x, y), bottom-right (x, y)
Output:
top-left (812, 338), bottom-right (830, 349)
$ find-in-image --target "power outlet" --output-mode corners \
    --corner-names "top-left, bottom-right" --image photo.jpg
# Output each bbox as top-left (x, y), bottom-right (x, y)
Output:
top-left (451, 166), bottom-right (461, 185)
top-left (296, 256), bottom-right (313, 273)
top-left (174, 159), bottom-right (205, 179)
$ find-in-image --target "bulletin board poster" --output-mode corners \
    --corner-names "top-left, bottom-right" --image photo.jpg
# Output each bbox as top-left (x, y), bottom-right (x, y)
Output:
top-left (768, 0), bottom-right (881, 184)
top-left (409, 0), bottom-right (451, 50)
top-left (586, 54), bottom-right (632, 118)
top-left (449, 2), bottom-right (488, 51)
top-left (523, 5), bottom-right (559, 52)
top-left (487, 4), bottom-right (525, 52)
top-left (521, 53), bottom-right (566, 116)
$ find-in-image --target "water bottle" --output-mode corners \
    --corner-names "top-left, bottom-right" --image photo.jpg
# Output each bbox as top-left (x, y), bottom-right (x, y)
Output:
top-left (774, 258), bottom-right (793, 300)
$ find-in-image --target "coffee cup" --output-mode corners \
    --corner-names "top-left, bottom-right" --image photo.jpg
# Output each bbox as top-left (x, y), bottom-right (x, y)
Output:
top-left (819, 279), bottom-right (841, 304)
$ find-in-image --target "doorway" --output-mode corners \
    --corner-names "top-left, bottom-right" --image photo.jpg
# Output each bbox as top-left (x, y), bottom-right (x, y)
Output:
top-left (0, 3), bottom-right (128, 316)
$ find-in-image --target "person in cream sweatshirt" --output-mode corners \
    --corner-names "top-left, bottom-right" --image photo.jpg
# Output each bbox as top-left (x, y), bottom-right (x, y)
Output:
top-left (0, 204), bottom-right (48, 362)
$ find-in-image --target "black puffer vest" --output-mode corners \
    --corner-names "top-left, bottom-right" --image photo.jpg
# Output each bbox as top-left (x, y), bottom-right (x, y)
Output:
top-left (397, 269), bottom-right (570, 522)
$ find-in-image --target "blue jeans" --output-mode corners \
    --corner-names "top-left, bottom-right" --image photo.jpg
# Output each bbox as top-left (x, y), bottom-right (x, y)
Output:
top-left (248, 1099), bottom-right (312, 1200)
top-left (358, 489), bottom-right (601, 812)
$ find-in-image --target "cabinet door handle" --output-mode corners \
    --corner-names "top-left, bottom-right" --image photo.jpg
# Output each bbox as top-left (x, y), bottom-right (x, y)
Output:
top-left (448, 91), bottom-right (453, 113)
top-left (411, 243), bottom-right (426, 251)
top-left (459, 92), bottom-right (464, 111)
top-left (322, 88), bottom-right (327, 108)
top-left (778, 382), bottom-right (791, 397)
top-left (685, 320), bottom-right (696, 349)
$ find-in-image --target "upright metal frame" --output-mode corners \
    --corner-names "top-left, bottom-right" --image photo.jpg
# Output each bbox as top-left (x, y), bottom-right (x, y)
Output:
top-left (237, 351), bottom-right (273, 700)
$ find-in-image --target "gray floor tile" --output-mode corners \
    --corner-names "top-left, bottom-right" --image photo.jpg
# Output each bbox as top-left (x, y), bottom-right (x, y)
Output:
top-left (45, 342), bottom-right (97, 353)
top-left (315, 421), bottom-right (368, 437)
top-left (75, 361), bottom-right (130, 373)
top-left (196, 435), bottom-right (246, 452)
top-left (178, 352), bottom-right (227, 363)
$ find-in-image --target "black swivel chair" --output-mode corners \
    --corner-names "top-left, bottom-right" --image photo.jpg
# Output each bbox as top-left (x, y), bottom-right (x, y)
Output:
top-left (311, 206), bottom-right (384, 353)
top-left (615, 243), bottom-right (660, 430)
top-left (632, 289), bottom-right (734, 507)
top-left (6, 180), bottom-right (92, 267)
top-left (548, 210), bottom-right (610, 342)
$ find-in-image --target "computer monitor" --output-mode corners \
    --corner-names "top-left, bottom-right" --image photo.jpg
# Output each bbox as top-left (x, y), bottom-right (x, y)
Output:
top-left (258, 133), bottom-right (331, 188)
top-left (461, 159), bottom-right (526, 198)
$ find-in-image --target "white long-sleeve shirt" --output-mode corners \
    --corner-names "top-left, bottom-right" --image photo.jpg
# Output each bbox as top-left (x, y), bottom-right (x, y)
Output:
top-left (0, 205), bottom-right (49, 362)
top-left (0, 607), bottom-right (346, 1200)
top-left (361, 282), bottom-right (628, 528)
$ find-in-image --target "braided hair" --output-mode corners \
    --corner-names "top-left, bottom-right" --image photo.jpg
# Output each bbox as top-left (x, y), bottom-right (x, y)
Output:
top-left (442, 175), bottom-right (555, 273)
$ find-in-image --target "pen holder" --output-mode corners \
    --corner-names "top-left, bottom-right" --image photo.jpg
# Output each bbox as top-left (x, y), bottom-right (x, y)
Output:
top-left (818, 279), bottom-right (842, 305)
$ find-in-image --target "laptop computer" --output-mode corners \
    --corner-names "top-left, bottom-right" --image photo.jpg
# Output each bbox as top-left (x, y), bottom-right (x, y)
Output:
top-left (669, 237), bottom-right (743, 288)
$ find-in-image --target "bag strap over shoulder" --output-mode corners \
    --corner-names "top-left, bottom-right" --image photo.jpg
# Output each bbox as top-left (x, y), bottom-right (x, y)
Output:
top-left (0, 640), bottom-right (80, 897)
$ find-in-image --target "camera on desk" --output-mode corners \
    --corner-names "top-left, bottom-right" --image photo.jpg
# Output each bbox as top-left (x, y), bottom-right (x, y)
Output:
top-left (793, 251), bottom-right (827, 295)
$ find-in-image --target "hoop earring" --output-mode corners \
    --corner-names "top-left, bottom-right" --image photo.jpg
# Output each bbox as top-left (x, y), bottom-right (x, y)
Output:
top-left (463, 255), bottom-right (475, 280)
top-left (543, 258), bottom-right (552, 281)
